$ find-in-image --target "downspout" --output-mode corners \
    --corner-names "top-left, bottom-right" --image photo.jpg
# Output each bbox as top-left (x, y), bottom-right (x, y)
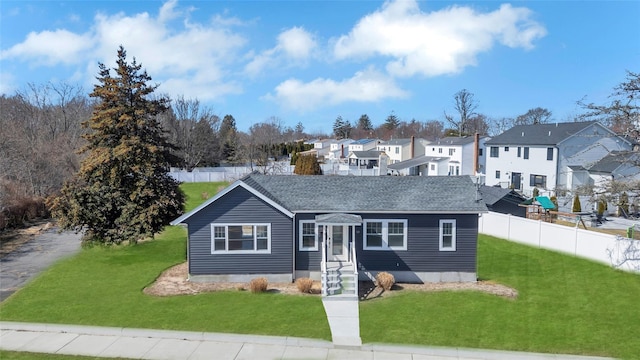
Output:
top-left (292, 213), bottom-right (296, 282)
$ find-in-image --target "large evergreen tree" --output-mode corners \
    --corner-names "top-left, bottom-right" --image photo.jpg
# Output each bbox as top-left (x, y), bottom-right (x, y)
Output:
top-left (48, 46), bottom-right (184, 245)
top-left (384, 111), bottom-right (400, 130)
top-left (332, 116), bottom-right (351, 139)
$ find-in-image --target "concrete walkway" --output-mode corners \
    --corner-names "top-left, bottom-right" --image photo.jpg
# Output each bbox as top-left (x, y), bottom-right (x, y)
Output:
top-left (321, 297), bottom-right (361, 346)
top-left (0, 322), bottom-right (615, 360)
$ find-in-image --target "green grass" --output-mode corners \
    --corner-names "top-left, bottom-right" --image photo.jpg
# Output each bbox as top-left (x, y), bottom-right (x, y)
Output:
top-left (2, 182), bottom-right (639, 359)
top-left (361, 235), bottom-right (640, 359)
top-left (179, 181), bottom-right (229, 211)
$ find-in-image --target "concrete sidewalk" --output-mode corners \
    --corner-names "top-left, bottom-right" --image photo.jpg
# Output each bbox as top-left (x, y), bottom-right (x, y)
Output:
top-left (0, 322), bottom-right (615, 360)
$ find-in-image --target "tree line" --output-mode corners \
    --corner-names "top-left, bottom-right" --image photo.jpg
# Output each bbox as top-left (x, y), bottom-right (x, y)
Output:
top-left (0, 50), bottom-right (637, 232)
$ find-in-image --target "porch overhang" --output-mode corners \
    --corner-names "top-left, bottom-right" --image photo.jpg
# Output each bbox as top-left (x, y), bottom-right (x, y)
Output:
top-left (315, 213), bottom-right (362, 225)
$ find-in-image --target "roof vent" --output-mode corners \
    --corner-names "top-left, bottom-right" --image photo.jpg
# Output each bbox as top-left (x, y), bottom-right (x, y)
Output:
top-left (521, 131), bottom-right (525, 137)
top-left (548, 131), bottom-right (551, 136)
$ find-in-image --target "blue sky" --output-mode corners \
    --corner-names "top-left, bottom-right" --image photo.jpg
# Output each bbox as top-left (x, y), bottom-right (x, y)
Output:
top-left (1, 0), bottom-right (639, 135)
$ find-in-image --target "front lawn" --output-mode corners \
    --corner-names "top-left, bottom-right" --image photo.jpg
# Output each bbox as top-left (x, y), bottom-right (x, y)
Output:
top-left (361, 235), bottom-right (640, 359)
top-left (1, 182), bottom-right (639, 359)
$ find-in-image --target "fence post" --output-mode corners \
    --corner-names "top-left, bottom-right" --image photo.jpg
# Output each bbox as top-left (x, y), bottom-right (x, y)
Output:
top-left (538, 219), bottom-right (542, 248)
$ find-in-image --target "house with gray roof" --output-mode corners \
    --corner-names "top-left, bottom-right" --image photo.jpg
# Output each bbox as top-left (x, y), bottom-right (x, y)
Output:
top-left (484, 121), bottom-right (633, 195)
top-left (171, 172), bottom-right (487, 297)
top-left (586, 151), bottom-right (640, 190)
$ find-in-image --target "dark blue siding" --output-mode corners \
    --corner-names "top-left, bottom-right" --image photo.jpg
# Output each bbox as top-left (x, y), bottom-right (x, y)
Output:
top-left (294, 213), bottom-right (478, 273)
top-left (355, 213), bottom-right (478, 273)
top-left (184, 186), bottom-right (293, 275)
top-left (295, 213), bottom-right (322, 271)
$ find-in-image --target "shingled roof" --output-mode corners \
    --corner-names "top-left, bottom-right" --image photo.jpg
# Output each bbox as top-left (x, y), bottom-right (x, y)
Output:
top-left (240, 173), bottom-right (487, 213)
top-left (485, 121), bottom-right (600, 146)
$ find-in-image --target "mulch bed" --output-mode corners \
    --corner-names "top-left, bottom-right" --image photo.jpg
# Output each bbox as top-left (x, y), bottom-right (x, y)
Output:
top-left (144, 262), bottom-right (518, 300)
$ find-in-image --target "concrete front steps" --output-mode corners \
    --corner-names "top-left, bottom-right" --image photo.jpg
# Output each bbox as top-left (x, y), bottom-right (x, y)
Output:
top-left (321, 262), bottom-right (361, 347)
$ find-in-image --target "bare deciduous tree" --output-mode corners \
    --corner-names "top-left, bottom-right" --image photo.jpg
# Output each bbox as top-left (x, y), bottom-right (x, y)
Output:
top-left (444, 89), bottom-right (479, 136)
top-left (515, 107), bottom-right (552, 125)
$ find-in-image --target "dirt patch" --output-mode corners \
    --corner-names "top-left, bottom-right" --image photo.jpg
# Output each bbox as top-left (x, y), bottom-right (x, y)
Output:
top-left (0, 220), bottom-right (55, 257)
top-left (359, 280), bottom-right (518, 300)
top-left (144, 262), bottom-right (518, 299)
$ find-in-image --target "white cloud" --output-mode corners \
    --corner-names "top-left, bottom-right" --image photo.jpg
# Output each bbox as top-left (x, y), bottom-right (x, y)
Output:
top-left (1, 29), bottom-right (92, 65)
top-left (244, 26), bottom-right (317, 77)
top-left (333, 0), bottom-right (547, 77)
top-left (2, 1), bottom-right (248, 100)
top-left (278, 27), bottom-right (316, 59)
top-left (265, 66), bottom-right (408, 111)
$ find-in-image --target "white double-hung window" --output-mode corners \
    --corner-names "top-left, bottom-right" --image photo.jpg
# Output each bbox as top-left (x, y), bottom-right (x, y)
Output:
top-left (439, 219), bottom-right (456, 251)
top-left (299, 220), bottom-right (322, 251)
top-left (211, 224), bottom-right (271, 254)
top-left (363, 219), bottom-right (407, 250)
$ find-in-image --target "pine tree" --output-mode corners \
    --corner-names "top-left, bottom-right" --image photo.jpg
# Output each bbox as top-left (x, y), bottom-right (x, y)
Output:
top-left (357, 114), bottom-right (373, 131)
top-left (48, 46), bottom-right (184, 245)
top-left (384, 111), bottom-right (400, 130)
top-left (332, 116), bottom-right (351, 139)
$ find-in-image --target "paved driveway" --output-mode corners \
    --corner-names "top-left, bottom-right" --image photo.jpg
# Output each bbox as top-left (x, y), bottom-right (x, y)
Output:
top-left (0, 228), bottom-right (81, 302)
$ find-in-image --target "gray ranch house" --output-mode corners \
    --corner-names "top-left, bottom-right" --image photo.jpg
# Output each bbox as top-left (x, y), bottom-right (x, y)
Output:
top-left (171, 172), bottom-right (487, 296)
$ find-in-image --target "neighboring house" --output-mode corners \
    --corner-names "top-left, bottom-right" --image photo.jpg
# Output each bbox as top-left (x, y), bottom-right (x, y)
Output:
top-left (388, 135), bottom-right (486, 177)
top-left (484, 121), bottom-right (633, 195)
top-left (479, 185), bottom-right (527, 217)
top-left (348, 138), bottom-right (378, 152)
top-left (326, 139), bottom-right (354, 161)
top-left (376, 137), bottom-right (428, 164)
top-left (348, 150), bottom-right (385, 169)
top-left (587, 151), bottom-right (640, 190)
top-left (170, 172), bottom-right (487, 292)
top-left (425, 135), bottom-right (489, 176)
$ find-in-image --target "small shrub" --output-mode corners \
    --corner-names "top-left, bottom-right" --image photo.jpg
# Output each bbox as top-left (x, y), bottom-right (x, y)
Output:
top-left (376, 272), bottom-right (395, 291)
top-left (249, 277), bottom-right (268, 293)
top-left (295, 277), bottom-right (314, 293)
top-left (572, 194), bottom-right (582, 213)
top-left (200, 192), bottom-right (210, 200)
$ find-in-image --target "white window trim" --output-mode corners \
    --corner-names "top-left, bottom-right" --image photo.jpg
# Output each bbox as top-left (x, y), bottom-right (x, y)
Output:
top-left (439, 219), bottom-right (457, 251)
top-left (299, 220), bottom-right (319, 251)
top-left (210, 223), bottom-right (271, 254)
top-left (363, 219), bottom-right (408, 251)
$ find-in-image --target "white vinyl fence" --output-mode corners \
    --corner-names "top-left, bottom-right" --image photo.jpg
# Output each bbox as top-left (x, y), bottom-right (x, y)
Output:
top-left (169, 164), bottom-right (380, 182)
top-left (479, 212), bottom-right (639, 273)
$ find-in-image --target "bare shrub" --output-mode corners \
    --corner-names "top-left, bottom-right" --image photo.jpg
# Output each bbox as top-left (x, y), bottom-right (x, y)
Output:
top-left (200, 192), bottom-right (210, 200)
top-left (376, 272), bottom-right (395, 291)
top-left (249, 277), bottom-right (268, 293)
top-left (295, 278), bottom-right (314, 293)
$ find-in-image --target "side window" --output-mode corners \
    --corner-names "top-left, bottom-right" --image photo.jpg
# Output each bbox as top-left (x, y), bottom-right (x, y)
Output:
top-left (523, 147), bottom-right (529, 159)
top-left (211, 224), bottom-right (271, 254)
top-left (439, 219), bottom-right (456, 251)
top-left (490, 147), bottom-right (499, 157)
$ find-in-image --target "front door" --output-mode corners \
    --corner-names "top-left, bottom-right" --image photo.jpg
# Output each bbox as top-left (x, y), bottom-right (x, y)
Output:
top-left (511, 172), bottom-right (522, 190)
top-left (328, 225), bottom-right (348, 261)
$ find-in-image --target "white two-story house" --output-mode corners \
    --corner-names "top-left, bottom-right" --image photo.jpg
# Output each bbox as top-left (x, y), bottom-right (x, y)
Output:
top-left (387, 135), bottom-right (486, 177)
top-left (326, 138), bottom-right (354, 161)
top-left (484, 121), bottom-right (634, 195)
top-left (376, 137), bottom-right (427, 164)
top-left (425, 136), bottom-right (488, 176)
